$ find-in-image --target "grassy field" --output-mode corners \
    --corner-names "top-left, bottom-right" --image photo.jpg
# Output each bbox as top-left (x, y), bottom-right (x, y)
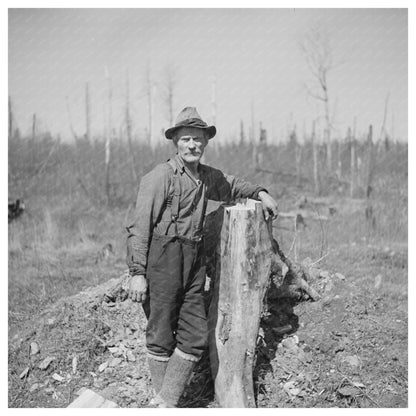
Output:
top-left (8, 136), bottom-right (408, 407)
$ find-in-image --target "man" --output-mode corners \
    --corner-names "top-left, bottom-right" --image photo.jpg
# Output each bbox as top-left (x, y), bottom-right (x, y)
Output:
top-left (126, 107), bottom-right (278, 407)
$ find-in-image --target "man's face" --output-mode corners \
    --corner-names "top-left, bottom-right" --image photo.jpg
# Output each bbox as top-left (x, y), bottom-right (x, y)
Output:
top-left (174, 127), bottom-right (208, 164)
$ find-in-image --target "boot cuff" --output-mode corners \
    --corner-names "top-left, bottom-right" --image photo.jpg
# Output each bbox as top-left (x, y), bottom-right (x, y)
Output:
top-left (174, 347), bottom-right (200, 362)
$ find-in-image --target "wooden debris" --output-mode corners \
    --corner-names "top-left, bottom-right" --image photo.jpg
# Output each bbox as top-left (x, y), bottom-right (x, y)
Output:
top-left (335, 273), bottom-right (346, 281)
top-left (29, 383), bottom-right (40, 393)
top-left (38, 356), bottom-right (55, 370)
top-left (98, 362), bottom-right (109, 373)
top-left (72, 355), bottom-right (78, 374)
top-left (19, 367), bottom-right (30, 379)
top-left (52, 373), bottom-right (64, 382)
top-left (67, 388), bottom-right (118, 408)
top-left (30, 342), bottom-right (40, 356)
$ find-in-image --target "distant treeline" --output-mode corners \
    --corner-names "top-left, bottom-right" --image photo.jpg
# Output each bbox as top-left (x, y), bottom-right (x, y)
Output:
top-left (8, 130), bottom-right (408, 209)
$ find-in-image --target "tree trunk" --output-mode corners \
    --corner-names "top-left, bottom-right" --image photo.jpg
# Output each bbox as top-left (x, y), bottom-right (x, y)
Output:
top-left (105, 70), bottom-right (112, 206)
top-left (8, 96), bottom-right (13, 139)
top-left (85, 82), bottom-right (91, 141)
top-left (312, 122), bottom-right (320, 195)
top-left (295, 142), bottom-right (302, 187)
top-left (349, 128), bottom-right (356, 198)
top-left (207, 199), bottom-right (273, 408)
top-left (125, 74), bottom-right (137, 184)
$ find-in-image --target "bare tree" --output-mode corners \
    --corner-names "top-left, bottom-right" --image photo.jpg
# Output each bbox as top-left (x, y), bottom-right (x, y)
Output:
top-left (145, 63), bottom-right (156, 147)
top-left (104, 66), bottom-right (113, 205)
top-left (85, 82), bottom-right (91, 141)
top-left (125, 72), bottom-right (137, 183)
top-left (211, 73), bottom-right (217, 126)
top-left (8, 96), bottom-right (13, 139)
top-left (311, 120), bottom-right (320, 195)
top-left (160, 64), bottom-right (178, 127)
top-left (300, 26), bottom-right (335, 173)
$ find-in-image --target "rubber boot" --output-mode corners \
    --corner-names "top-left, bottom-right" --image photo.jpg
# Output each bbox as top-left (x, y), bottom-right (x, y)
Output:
top-left (147, 355), bottom-right (169, 396)
top-left (157, 348), bottom-right (198, 407)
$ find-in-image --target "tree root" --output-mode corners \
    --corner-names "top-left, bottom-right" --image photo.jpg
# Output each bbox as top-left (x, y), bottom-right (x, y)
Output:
top-left (268, 221), bottom-right (321, 302)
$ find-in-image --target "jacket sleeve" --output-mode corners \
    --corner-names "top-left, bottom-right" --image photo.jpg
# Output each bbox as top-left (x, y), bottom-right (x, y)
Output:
top-left (223, 173), bottom-right (268, 201)
top-left (126, 164), bottom-right (171, 276)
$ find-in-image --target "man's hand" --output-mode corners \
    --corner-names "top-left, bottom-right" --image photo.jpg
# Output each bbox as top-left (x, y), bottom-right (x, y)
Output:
top-left (258, 191), bottom-right (279, 221)
top-left (128, 274), bottom-right (148, 303)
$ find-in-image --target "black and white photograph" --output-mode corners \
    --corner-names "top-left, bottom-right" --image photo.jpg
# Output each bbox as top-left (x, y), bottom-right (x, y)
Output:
top-left (7, 5), bottom-right (409, 409)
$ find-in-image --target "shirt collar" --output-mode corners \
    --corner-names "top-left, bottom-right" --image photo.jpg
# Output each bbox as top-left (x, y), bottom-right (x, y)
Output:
top-left (173, 154), bottom-right (186, 174)
top-left (174, 154), bottom-right (207, 183)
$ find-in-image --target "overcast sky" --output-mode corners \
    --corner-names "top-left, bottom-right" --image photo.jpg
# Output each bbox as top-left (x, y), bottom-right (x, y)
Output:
top-left (8, 8), bottom-right (407, 144)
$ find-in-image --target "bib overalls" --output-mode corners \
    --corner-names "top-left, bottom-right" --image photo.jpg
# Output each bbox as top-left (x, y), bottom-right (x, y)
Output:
top-left (144, 158), bottom-right (208, 361)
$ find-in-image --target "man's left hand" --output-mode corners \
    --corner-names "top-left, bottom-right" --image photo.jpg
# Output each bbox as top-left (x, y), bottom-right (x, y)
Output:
top-left (258, 191), bottom-right (279, 221)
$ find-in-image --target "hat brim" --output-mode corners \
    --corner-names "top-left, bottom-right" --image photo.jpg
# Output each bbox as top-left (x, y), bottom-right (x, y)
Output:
top-left (165, 125), bottom-right (216, 140)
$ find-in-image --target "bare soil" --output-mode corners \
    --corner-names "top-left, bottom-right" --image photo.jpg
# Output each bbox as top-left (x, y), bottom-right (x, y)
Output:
top-left (8, 220), bottom-right (408, 408)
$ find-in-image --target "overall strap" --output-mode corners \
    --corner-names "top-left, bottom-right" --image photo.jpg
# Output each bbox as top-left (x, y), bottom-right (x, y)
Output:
top-left (165, 159), bottom-right (181, 236)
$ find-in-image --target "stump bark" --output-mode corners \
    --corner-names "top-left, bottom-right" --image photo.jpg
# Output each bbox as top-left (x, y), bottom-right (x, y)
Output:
top-left (207, 199), bottom-right (273, 407)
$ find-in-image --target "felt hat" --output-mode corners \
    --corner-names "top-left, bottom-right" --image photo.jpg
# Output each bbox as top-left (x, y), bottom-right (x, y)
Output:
top-left (165, 107), bottom-right (216, 140)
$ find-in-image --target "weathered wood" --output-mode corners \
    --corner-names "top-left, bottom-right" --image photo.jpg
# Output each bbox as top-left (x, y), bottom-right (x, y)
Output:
top-left (207, 199), bottom-right (273, 408)
top-left (68, 388), bottom-right (118, 408)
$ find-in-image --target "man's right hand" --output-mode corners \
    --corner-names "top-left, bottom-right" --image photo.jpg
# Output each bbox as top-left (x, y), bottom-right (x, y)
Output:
top-left (128, 274), bottom-right (148, 303)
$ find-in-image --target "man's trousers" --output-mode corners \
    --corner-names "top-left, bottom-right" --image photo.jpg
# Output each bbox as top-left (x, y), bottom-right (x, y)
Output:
top-left (143, 233), bottom-right (208, 360)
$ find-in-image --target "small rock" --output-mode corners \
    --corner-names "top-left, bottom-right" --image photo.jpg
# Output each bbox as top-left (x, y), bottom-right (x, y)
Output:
top-left (38, 357), bottom-right (55, 370)
top-left (106, 338), bottom-right (117, 347)
top-left (47, 318), bottom-right (56, 325)
top-left (19, 367), bottom-right (30, 379)
top-left (281, 337), bottom-right (297, 351)
top-left (129, 322), bottom-right (141, 332)
top-left (344, 355), bottom-right (360, 367)
top-left (30, 342), bottom-right (40, 356)
top-left (29, 383), bottom-right (40, 393)
top-left (283, 381), bottom-right (301, 396)
top-left (124, 339), bottom-right (137, 348)
top-left (98, 361), bottom-right (109, 372)
top-left (338, 386), bottom-right (358, 397)
top-left (109, 357), bottom-right (123, 367)
top-left (324, 280), bottom-right (334, 292)
top-left (335, 273), bottom-right (345, 281)
top-left (126, 350), bottom-right (136, 362)
top-left (319, 271), bottom-right (331, 279)
top-left (109, 346), bottom-right (122, 356)
top-left (52, 373), bottom-right (64, 382)
top-left (45, 387), bottom-right (55, 395)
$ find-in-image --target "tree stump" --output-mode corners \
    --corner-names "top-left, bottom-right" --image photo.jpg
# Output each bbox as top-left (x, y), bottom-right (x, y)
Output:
top-left (207, 199), bottom-right (274, 407)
